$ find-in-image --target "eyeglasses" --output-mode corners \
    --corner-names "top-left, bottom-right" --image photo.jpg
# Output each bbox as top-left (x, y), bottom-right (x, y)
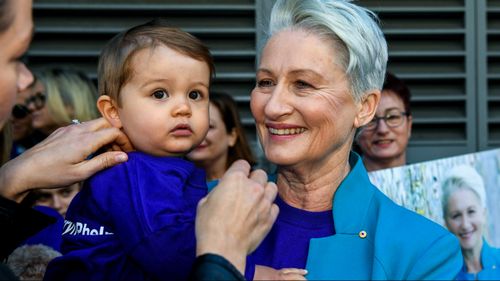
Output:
top-left (364, 109), bottom-right (409, 131)
top-left (11, 104), bottom-right (31, 119)
top-left (25, 92), bottom-right (46, 110)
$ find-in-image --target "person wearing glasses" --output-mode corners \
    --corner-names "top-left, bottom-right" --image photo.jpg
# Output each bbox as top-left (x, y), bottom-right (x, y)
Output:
top-left (10, 76), bottom-right (46, 158)
top-left (26, 68), bottom-right (100, 136)
top-left (355, 71), bottom-right (413, 172)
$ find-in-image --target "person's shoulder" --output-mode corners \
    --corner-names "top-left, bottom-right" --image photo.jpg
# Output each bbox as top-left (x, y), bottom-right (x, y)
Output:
top-left (372, 187), bottom-right (449, 236)
top-left (83, 152), bottom-right (147, 200)
top-left (369, 189), bottom-right (461, 279)
top-left (89, 151), bottom-right (153, 182)
top-left (490, 243), bottom-right (500, 260)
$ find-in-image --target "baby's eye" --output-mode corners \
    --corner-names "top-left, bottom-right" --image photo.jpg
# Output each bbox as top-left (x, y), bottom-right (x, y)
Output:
top-left (188, 90), bottom-right (202, 100)
top-left (152, 90), bottom-right (168, 99)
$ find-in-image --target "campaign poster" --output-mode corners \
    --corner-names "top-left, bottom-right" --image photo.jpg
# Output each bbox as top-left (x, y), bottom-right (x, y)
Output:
top-left (368, 148), bottom-right (500, 247)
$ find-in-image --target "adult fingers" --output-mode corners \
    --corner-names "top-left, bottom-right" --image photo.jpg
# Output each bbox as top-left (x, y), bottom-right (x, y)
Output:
top-left (249, 169), bottom-right (268, 187)
top-left (112, 130), bottom-right (134, 152)
top-left (85, 127), bottom-right (130, 154)
top-left (281, 273), bottom-right (307, 280)
top-left (264, 182), bottom-right (278, 202)
top-left (77, 151), bottom-right (128, 179)
top-left (79, 117), bottom-right (112, 131)
top-left (223, 159), bottom-right (251, 178)
top-left (280, 268), bottom-right (308, 275)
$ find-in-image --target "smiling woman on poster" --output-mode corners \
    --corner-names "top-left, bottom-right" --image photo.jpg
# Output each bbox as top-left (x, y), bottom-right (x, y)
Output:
top-left (442, 165), bottom-right (500, 280)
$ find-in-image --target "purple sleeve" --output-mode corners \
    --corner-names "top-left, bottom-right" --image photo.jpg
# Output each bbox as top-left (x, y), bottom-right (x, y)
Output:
top-left (245, 256), bottom-right (256, 280)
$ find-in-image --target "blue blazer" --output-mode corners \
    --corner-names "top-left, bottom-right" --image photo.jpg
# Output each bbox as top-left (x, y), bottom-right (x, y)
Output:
top-left (305, 153), bottom-right (463, 280)
top-left (457, 240), bottom-right (500, 280)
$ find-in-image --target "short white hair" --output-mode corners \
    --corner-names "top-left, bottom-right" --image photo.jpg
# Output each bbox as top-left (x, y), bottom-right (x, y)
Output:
top-left (267, 0), bottom-right (388, 102)
top-left (441, 165), bottom-right (487, 215)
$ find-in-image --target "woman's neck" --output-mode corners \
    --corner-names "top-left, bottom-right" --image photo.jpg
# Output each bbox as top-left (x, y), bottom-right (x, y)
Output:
top-left (363, 152), bottom-right (406, 172)
top-left (276, 150), bottom-right (351, 212)
top-left (197, 155), bottom-right (227, 181)
top-left (462, 240), bottom-right (484, 274)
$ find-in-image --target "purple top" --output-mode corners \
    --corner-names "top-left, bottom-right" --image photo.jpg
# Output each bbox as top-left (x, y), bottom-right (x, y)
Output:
top-left (246, 195), bottom-right (335, 279)
top-left (45, 152), bottom-right (207, 281)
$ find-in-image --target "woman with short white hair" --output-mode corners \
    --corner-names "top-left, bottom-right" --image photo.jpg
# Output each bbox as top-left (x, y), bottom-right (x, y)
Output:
top-left (246, 0), bottom-right (462, 279)
top-left (441, 165), bottom-right (500, 280)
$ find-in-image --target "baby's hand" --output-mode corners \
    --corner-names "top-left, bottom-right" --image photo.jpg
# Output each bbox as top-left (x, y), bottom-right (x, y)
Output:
top-left (254, 265), bottom-right (308, 280)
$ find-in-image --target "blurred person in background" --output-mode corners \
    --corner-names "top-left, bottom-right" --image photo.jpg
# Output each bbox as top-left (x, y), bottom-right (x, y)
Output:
top-left (10, 76), bottom-right (46, 158)
top-left (356, 71), bottom-right (412, 172)
top-left (441, 165), bottom-right (500, 280)
top-left (27, 67), bottom-right (99, 136)
top-left (188, 92), bottom-right (256, 189)
top-left (24, 183), bottom-right (81, 218)
top-left (7, 244), bottom-right (61, 281)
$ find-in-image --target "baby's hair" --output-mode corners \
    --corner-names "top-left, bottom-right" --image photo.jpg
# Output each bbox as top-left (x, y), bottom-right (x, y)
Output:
top-left (98, 19), bottom-right (215, 105)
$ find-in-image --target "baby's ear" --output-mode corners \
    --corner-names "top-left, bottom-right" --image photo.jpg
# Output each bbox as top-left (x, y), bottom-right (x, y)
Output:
top-left (97, 95), bottom-right (122, 128)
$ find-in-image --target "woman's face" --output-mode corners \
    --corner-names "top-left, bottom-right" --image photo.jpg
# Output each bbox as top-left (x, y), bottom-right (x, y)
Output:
top-left (34, 183), bottom-right (81, 218)
top-left (187, 103), bottom-right (236, 165)
top-left (0, 0), bottom-right (34, 129)
top-left (29, 88), bottom-right (59, 134)
top-left (251, 29), bottom-right (365, 167)
top-left (11, 80), bottom-right (44, 141)
top-left (445, 188), bottom-right (486, 252)
top-left (356, 90), bottom-right (412, 164)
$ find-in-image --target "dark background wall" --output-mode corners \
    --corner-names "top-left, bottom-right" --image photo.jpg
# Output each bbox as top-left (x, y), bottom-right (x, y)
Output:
top-left (29, 0), bottom-right (499, 167)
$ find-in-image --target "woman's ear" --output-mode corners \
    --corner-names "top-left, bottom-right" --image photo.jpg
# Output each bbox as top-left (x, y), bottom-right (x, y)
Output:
top-left (407, 115), bottom-right (413, 139)
top-left (354, 90), bottom-right (380, 128)
top-left (97, 95), bottom-right (122, 128)
top-left (228, 128), bottom-right (238, 147)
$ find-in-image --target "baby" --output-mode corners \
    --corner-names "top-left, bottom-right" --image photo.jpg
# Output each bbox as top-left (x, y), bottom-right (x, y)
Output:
top-left (44, 19), bottom-right (212, 280)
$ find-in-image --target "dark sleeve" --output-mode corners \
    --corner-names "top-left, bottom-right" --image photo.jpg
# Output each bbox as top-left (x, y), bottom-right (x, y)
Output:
top-left (189, 254), bottom-right (246, 281)
top-left (0, 196), bottom-right (55, 260)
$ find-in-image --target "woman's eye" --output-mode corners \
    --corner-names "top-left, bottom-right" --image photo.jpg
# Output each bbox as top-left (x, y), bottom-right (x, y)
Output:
top-left (257, 79), bottom-right (274, 88)
top-left (296, 80), bottom-right (312, 89)
top-left (152, 90), bottom-right (168, 99)
top-left (188, 91), bottom-right (202, 100)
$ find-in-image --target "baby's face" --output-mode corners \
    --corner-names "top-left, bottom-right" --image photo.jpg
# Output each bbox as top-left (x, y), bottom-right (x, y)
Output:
top-left (117, 45), bottom-right (210, 156)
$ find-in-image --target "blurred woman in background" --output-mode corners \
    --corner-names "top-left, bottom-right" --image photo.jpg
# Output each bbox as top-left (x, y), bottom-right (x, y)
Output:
top-left (27, 67), bottom-right (99, 136)
top-left (441, 165), bottom-right (500, 280)
top-left (10, 76), bottom-right (46, 158)
top-left (356, 71), bottom-right (412, 171)
top-left (188, 92), bottom-right (255, 189)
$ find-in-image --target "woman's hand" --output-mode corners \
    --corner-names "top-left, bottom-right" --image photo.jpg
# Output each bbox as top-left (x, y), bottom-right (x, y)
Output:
top-left (195, 160), bottom-right (279, 275)
top-left (254, 265), bottom-right (308, 280)
top-left (0, 118), bottom-right (133, 202)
